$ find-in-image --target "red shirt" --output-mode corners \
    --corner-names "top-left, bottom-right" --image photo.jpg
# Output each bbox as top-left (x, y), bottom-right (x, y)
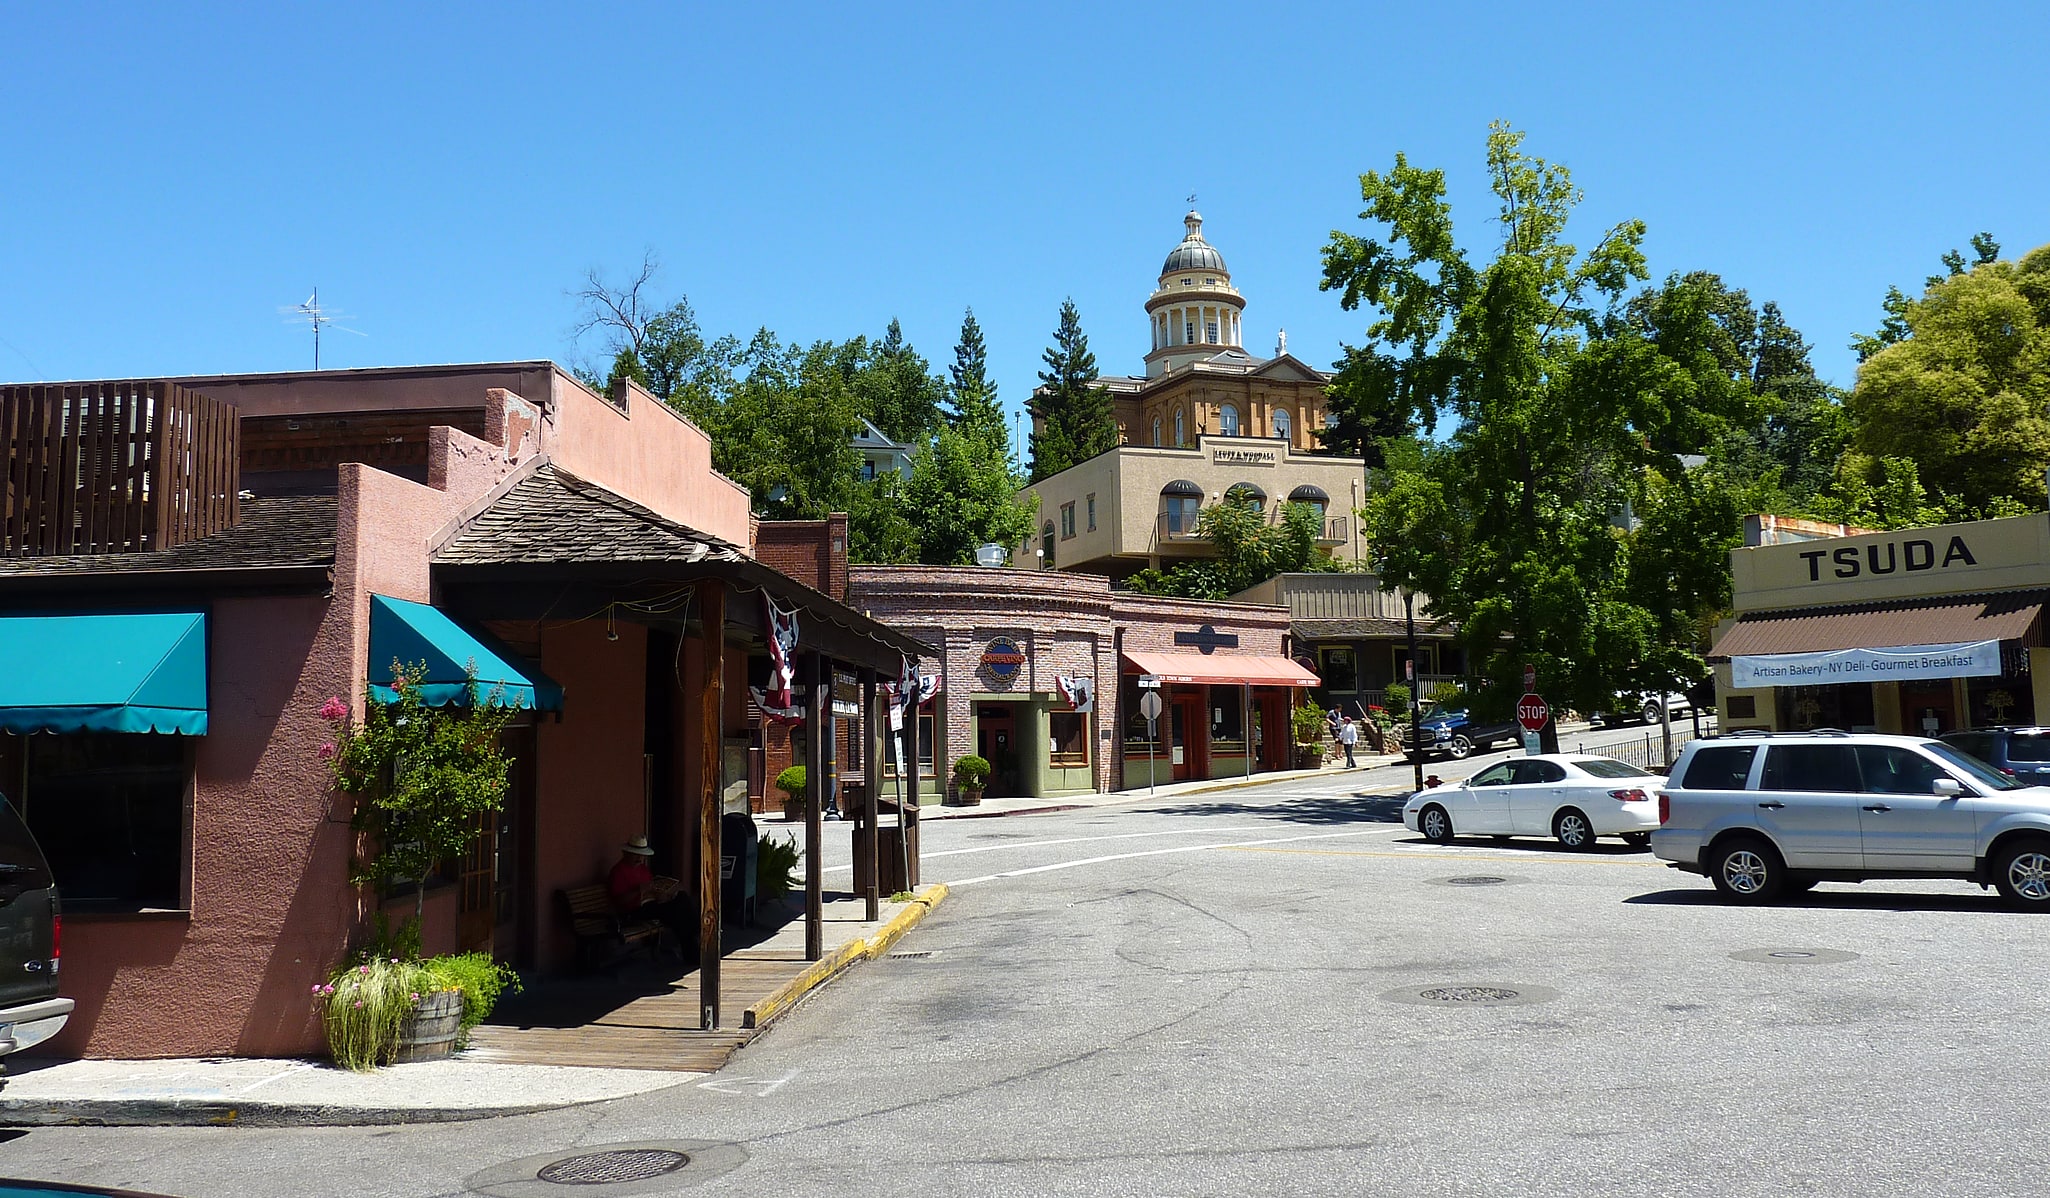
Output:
top-left (609, 856), bottom-right (652, 912)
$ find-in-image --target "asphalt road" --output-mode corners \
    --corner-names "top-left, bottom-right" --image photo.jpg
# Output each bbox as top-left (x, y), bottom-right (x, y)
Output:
top-left (7, 718), bottom-right (2044, 1198)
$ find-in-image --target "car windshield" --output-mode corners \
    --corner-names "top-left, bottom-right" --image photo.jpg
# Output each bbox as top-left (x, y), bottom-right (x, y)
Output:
top-left (1924, 741), bottom-right (2024, 790)
top-left (1572, 757), bottom-right (1653, 779)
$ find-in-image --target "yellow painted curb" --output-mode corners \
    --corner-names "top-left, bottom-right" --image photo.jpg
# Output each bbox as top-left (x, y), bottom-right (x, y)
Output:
top-left (742, 883), bottom-right (950, 1030)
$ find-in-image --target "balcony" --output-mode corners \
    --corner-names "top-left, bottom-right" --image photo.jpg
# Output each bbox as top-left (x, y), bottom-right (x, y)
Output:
top-left (1156, 511), bottom-right (1204, 543)
top-left (1316, 514), bottom-right (1349, 545)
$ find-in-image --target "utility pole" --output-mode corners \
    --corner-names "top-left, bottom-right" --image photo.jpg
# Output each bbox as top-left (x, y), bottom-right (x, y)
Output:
top-left (1404, 590), bottom-right (1423, 792)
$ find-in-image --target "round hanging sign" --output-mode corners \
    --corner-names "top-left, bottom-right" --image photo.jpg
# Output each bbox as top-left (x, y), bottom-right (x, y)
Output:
top-left (981, 636), bottom-right (1026, 681)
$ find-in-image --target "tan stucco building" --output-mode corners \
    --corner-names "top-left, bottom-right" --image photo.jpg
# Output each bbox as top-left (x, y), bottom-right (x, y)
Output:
top-left (1711, 513), bottom-right (2050, 735)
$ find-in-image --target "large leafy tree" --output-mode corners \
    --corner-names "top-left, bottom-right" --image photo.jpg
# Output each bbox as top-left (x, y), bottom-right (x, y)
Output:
top-left (1334, 124), bottom-right (1765, 733)
top-left (1028, 299), bottom-right (1117, 482)
top-left (1843, 241), bottom-right (2050, 515)
top-left (855, 319), bottom-right (947, 443)
top-left (897, 311), bottom-right (1039, 565)
top-left (1122, 499), bottom-right (1333, 600)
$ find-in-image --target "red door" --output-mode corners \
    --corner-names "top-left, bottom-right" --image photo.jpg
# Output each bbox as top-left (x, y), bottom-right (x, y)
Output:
top-left (1170, 693), bottom-right (1207, 781)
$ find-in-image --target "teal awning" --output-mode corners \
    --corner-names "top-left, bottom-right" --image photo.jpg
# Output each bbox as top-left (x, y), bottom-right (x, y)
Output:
top-left (368, 595), bottom-right (562, 711)
top-left (0, 611), bottom-right (208, 735)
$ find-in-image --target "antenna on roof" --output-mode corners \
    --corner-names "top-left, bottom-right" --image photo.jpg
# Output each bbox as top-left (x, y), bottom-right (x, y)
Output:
top-left (280, 288), bottom-right (367, 369)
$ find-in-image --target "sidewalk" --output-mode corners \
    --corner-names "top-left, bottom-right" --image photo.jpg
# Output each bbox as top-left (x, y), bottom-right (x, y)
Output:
top-left (0, 884), bottom-right (948, 1128)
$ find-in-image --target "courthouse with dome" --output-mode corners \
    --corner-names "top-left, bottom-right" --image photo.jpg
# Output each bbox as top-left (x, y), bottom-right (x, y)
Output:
top-left (1022, 211), bottom-right (1369, 579)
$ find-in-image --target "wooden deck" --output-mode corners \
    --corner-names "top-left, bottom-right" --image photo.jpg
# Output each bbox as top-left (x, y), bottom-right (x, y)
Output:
top-left (463, 954), bottom-right (813, 1072)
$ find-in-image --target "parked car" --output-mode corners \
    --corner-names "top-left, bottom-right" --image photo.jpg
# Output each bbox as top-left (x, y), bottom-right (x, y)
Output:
top-left (0, 794), bottom-right (70, 1058)
top-left (1411, 708), bottom-right (1520, 759)
top-left (1939, 727), bottom-right (2050, 785)
top-left (1594, 691), bottom-right (1695, 727)
top-left (1650, 731), bottom-right (2050, 908)
top-left (1403, 755), bottom-right (1664, 849)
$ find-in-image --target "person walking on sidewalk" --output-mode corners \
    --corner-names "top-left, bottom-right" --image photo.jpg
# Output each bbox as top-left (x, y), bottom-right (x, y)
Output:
top-left (1338, 716), bottom-right (1359, 768)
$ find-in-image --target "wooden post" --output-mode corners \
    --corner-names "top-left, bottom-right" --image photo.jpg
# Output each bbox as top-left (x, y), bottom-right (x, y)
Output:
top-left (804, 651), bottom-right (826, 961)
top-left (861, 667), bottom-right (881, 922)
top-left (697, 580), bottom-right (725, 1030)
top-left (903, 661), bottom-right (919, 890)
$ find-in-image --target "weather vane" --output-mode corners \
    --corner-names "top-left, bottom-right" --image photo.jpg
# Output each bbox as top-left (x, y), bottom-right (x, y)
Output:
top-left (1187, 192), bottom-right (1198, 206)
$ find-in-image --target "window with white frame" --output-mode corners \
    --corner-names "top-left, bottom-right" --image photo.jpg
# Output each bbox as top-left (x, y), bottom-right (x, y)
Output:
top-left (1151, 416), bottom-right (1162, 446)
top-left (1272, 408), bottom-right (1292, 442)
top-left (1174, 410), bottom-right (1185, 445)
top-left (1219, 404), bottom-right (1240, 436)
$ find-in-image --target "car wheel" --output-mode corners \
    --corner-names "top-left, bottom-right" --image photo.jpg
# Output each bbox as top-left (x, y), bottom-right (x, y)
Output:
top-left (1641, 700), bottom-right (1662, 725)
top-left (1446, 734), bottom-right (1474, 760)
top-left (1553, 808), bottom-right (1595, 851)
top-left (1622, 831), bottom-right (1651, 849)
top-left (1708, 836), bottom-right (1784, 903)
top-left (1992, 837), bottom-right (2050, 910)
top-left (1419, 804), bottom-right (1455, 845)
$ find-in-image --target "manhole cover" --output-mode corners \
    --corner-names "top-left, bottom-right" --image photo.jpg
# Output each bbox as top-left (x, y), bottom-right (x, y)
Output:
top-left (1380, 982), bottom-right (1559, 1007)
top-left (1729, 947), bottom-right (1861, 965)
top-left (1445, 876), bottom-right (1507, 886)
top-left (1419, 985), bottom-right (1519, 1002)
top-left (887, 950), bottom-right (935, 960)
top-left (537, 1150), bottom-right (689, 1185)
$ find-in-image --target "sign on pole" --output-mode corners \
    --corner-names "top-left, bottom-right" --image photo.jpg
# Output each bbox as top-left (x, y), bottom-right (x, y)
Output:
top-left (1522, 664), bottom-right (1538, 691)
top-left (1138, 691), bottom-right (1163, 721)
top-left (1516, 692), bottom-right (1550, 733)
top-left (1137, 674), bottom-right (1163, 690)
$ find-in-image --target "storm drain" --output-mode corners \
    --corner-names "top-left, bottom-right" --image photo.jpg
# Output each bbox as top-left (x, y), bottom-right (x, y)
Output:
top-left (887, 950), bottom-right (936, 960)
top-left (538, 1151), bottom-right (689, 1185)
top-left (1380, 982), bottom-right (1559, 1008)
top-left (1444, 876), bottom-right (1507, 886)
top-left (1729, 947), bottom-right (1861, 965)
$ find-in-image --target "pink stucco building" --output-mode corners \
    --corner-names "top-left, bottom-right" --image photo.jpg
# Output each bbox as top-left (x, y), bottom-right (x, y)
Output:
top-left (0, 365), bottom-right (923, 1059)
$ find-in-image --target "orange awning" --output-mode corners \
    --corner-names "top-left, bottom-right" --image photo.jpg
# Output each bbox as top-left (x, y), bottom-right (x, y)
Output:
top-left (1123, 650), bottom-right (1320, 687)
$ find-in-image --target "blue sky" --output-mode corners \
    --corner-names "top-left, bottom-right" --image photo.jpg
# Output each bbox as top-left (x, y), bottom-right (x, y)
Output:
top-left (4, 2), bottom-right (2045, 449)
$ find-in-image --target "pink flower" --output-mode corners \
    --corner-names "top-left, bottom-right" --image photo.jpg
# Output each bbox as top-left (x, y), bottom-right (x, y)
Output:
top-left (319, 697), bottom-right (347, 722)
top-left (353, 1000), bottom-right (363, 1009)
top-left (359, 964), bottom-right (370, 975)
top-left (318, 742), bottom-right (337, 761)
top-left (310, 984), bottom-right (322, 995)
top-left (409, 993), bottom-right (419, 1002)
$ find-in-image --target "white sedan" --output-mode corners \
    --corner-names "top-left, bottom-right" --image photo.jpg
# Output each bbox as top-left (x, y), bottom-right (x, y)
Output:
top-left (1402, 755), bottom-right (1664, 850)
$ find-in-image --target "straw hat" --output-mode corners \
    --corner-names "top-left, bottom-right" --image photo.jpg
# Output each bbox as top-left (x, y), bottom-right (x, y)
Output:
top-left (623, 835), bottom-right (654, 856)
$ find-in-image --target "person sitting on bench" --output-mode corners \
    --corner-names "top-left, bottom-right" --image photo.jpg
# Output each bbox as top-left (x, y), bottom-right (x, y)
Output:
top-left (608, 836), bottom-right (686, 935)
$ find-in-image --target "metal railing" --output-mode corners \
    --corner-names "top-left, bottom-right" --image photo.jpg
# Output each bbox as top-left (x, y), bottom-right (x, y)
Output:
top-left (1572, 718), bottom-right (1718, 773)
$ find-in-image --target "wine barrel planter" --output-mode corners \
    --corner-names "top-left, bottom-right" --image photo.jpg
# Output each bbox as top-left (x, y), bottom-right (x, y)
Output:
top-left (392, 990), bottom-right (463, 1063)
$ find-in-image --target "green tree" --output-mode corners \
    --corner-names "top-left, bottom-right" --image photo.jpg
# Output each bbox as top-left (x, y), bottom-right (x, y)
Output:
top-left (1123, 498), bottom-right (1333, 600)
top-left (946, 307), bottom-right (1006, 447)
top-left (1333, 124), bottom-right (1755, 727)
top-left (1029, 299), bottom-right (1118, 482)
top-left (855, 319), bottom-right (946, 443)
top-left (901, 425), bottom-right (1040, 566)
top-left (1843, 242), bottom-right (2050, 515)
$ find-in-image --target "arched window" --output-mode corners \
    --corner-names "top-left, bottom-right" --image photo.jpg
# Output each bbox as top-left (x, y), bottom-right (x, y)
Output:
top-left (1151, 416), bottom-right (1162, 447)
top-left (1272, 408), bottom-right (1292, 443)
top-left (1174, 409), bottom-right (1185, 446)
top-left (1225, 482), bottom-right (1266, 513)
top-left (1041, 522), bottom-right (1056, 568)
top-left (1220, 404), bottom-right (1240, 437)
top-left (1159, 479), bottom-right (1203, 535)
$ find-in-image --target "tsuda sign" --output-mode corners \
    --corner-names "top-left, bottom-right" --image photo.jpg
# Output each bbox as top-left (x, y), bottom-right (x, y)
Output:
top-left (1798, 534), bottom-right (1977, 582)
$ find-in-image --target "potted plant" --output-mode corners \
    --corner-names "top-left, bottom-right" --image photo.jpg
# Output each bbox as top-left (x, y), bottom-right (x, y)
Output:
top-left (311, 917), bottom-right (521, 1070)
top-left (775, 765), bottom-right (806, 821)
top-left (951, 755), bottom-right (991, 805)
top-left (1291, 704), bottom-right (1327, 769)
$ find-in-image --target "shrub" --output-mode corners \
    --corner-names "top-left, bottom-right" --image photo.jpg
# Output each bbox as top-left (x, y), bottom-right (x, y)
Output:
top-left (1291, 704), bottom-right (1327, 744)
top-left (774, 766), bottom-right (806, 798)
top-left (419, 952), bottom-right (521, 1041)
top-left (1427, 681), bottom-right (1466, 708)
top-left (1383, 683), bottom-right (1412, 718)
top-left (318, 957), bottom-right (437, 1072)
top-left (757, 832), bottom-right (801, 901)
top-left (952, 754), bottom-right (991, 785)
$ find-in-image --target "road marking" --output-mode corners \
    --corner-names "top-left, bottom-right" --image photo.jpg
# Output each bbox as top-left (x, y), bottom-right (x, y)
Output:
top-left (698, 1070), bottom-right (799, 1097)
top-left (1218, 845), bottom-right (1667, 867)
top-left (237, 1062), bottom-right (315, 1093)
top-left (822, 826), bottom-right (1269, 873)
top-left (945, 828), bottom-right (1391, 887)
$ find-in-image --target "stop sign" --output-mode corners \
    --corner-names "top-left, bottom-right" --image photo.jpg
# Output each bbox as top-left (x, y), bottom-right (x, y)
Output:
top-left (1516, 693), bottom-right (1550, 732)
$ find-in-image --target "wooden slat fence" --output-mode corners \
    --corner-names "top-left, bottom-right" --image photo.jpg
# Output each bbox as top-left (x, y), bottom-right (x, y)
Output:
top-left (1, 381), bottom-right (239, 557)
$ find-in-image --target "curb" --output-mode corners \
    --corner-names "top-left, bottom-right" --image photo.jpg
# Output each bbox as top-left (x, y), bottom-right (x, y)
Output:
top-left (0, 1096), bottom-right (570, 1129)
top-left (742, 883), bottom-right (949, 1030)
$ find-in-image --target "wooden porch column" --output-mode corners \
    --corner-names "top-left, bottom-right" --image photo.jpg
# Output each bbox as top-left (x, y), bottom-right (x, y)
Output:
top-left (860, 667), bottom-right (881, 922)
top-left (903, 659), bottom-right (920, 889)
top-left (804, 651), bottom-right (826, 961)
top-left (697, 580), bottom-right (724, 1030)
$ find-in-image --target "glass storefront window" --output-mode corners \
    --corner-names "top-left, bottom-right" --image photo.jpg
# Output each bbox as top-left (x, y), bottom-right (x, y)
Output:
top-left (1049, 712), bottom-right (1087, 766)
top-left (1209, 689), bottom-right (1245, 755)
top-left (1320, 647), bottom-right (1356, 692)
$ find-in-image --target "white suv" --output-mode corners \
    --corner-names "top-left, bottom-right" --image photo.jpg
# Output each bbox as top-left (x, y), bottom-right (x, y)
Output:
top-left (1651, 731), bottom-right (2050, 908)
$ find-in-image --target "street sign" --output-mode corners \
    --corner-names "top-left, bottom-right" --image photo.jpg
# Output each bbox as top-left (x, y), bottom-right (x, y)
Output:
top-left (1522, 664), bottom-right (1537, 691)
top-left (1138, 691), bottom-right (1164, 721)
top-left (1516, 692), bottom-right (1550, 733)
top-left (1404, 657), bottom-right (1414, 682)
top-left (1137, 674), bottom-right (1162, 690)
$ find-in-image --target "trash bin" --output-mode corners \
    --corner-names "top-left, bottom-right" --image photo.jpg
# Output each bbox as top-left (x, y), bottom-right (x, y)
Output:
top-left (721, 811), bottom-right (758, 927)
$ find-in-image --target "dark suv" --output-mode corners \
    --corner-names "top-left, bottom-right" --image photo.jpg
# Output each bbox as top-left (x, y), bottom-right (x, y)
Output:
top-left (1940, 727), bottom-right (2050, 786)
top-left (0, 795), bottom-right (71, 1059)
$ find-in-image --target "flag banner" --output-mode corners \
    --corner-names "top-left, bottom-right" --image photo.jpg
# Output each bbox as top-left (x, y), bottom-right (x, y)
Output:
top-left (1731, 640), bottom-right (2002, 688)
top-left (1056, 674), bottom-right (1095, 713)
top-left (764, 594), bottom-right (799, 707)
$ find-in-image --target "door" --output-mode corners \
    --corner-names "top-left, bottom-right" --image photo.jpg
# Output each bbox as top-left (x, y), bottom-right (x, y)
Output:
top-left (1508, 760), bottom-right (1571, 834)
top-left (1170, 694), bottom-right (1207, 781)
top-left (457, 810), bottom-right (496, 953)
top-left (1459, 762), bottom-right (1517, 833)
top-left (1755, 744), bottom-right (1867, 869)
top-left (1853, 744), bottom-right (1978, 870)
top-left (977, 705), bottom-right (1017, 797)
top-left (1900, 682), bottom-right (1958, 738)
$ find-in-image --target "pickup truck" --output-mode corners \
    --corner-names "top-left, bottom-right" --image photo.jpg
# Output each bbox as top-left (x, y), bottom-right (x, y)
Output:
top-left (1410, 708), bottom-right (1521, 760)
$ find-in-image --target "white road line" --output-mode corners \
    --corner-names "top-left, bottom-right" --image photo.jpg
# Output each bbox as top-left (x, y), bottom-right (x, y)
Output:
top-left (944, 827), bottom-right (1393, 887)
top-left (822, 825), bottom-right (1270, 873)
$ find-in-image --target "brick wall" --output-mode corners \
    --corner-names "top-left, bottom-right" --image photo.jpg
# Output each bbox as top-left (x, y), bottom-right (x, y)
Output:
top-left (754, 515), bottom-right (850, 600)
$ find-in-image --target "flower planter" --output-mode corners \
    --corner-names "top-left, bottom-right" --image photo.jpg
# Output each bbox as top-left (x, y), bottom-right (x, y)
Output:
top-left (957, 786), bottom-right (983, 807)
top-left (392, 990), bottom-right (463, 1063)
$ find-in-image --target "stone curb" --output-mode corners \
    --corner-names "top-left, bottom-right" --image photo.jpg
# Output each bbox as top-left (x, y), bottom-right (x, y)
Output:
top-left (0, 1095), bottom-right (573, 1129)
top-left (742, 883), bottom-right (949, 1029)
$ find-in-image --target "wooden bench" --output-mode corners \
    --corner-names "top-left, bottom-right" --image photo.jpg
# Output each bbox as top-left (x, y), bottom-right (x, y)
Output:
top-left (559, 884), bottom-right (666, 969)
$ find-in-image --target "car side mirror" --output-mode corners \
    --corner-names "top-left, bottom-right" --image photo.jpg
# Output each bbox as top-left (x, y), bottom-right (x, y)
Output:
top-left (1932, 778), bottom-right (1964, 797)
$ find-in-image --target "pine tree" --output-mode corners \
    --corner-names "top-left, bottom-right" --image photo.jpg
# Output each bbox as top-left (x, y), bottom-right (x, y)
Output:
top-left (1029, 299), bottom-right (1118, 482)
top-left (946, 308), bottom-right (1007, 451)
top-left (857, 319), bottom-right (945, 443)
